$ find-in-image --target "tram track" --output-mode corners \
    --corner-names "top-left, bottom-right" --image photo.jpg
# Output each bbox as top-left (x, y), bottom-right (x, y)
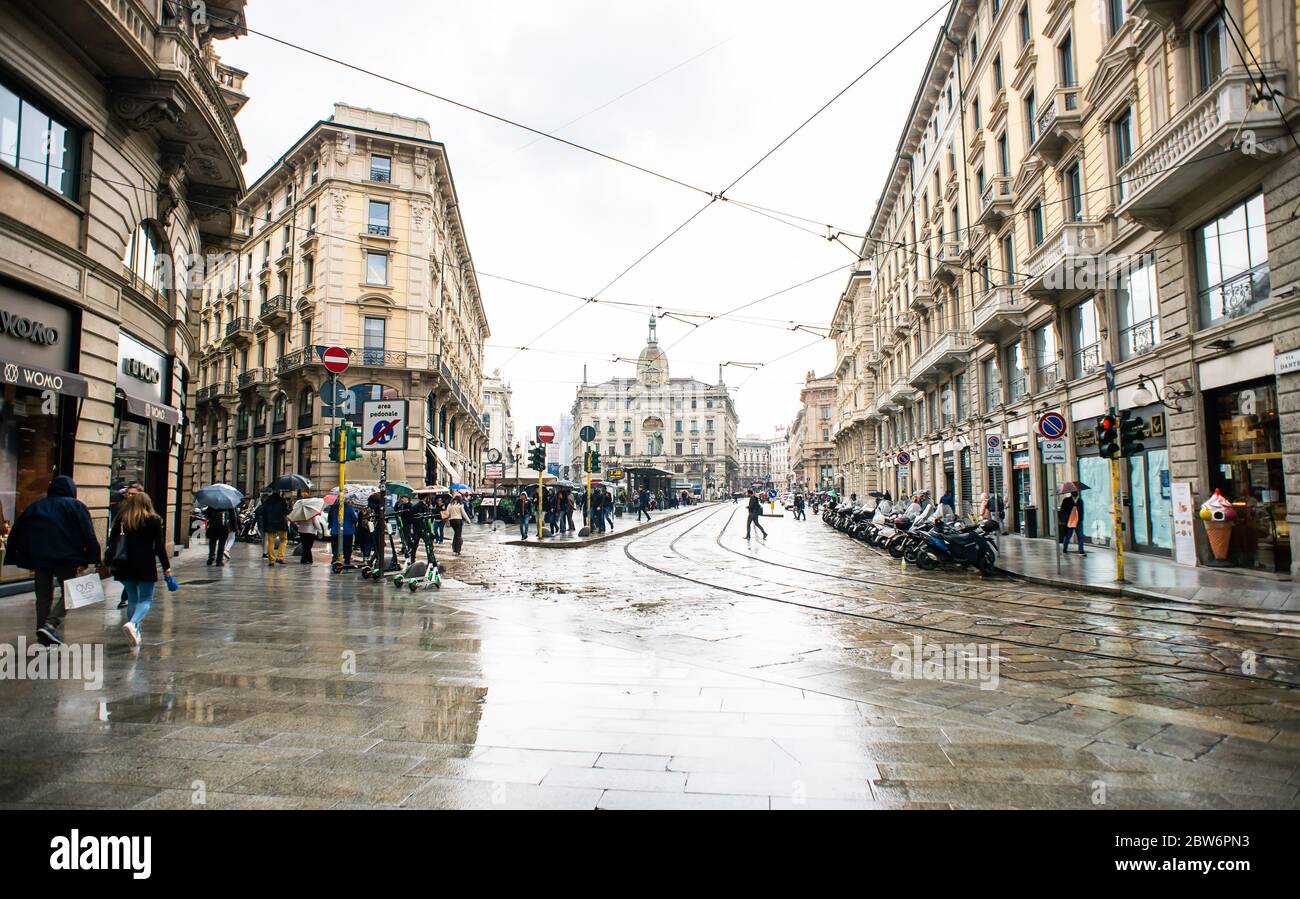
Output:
top-left (622, 505), bottom-right (1300, 688)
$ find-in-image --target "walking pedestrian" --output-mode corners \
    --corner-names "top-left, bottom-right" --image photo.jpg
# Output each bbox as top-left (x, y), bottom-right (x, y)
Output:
top-left (602, 488), bottom-right (616, 532)
top-left (637, 488), bottom-right (652, 522)
top-left (445, 492), bottom-right (466, 554)
top-left (205, 506), bottom-right (234, 565)
top-left (432, 495), bottom-right (447, 544)
top-left (5, 475), bottom-right (101, 646)
top-left (106, 491), bottom-right (170, 647)
top-left (794, 493), bottom-right (806, 521)
top-left (293, 498), bottom-right (327, 564)
top-left (517, 490), bottom-right (533, 540)
top-left (329, 501), bottom-right (358, 564)
top-left (563, 490), bottom-right (576, 533)
top-left (744, 489), bottom-right (768, 540)
top-left (257, 490), bottom-right (290, 565)
top-left (394, 495), bottom-right (415, 558)
top-left (1058, 490), bottom-right (1087, 554)
top-left (368, 489), bottom-right (388, 574)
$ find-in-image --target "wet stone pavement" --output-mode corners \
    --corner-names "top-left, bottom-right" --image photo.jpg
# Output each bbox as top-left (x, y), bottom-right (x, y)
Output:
top-left (1, 505), bottom-right (1298, 809)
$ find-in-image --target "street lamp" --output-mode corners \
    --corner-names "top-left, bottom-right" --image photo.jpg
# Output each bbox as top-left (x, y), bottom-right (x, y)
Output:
top-left (1130, 374), bottom-right (1183, 413)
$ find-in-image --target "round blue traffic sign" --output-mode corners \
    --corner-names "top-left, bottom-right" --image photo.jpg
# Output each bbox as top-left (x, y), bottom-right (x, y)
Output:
top-left (1037, 411), bottom-right (1067, 440)
top-left (897, 451), bottom-right (912, 466)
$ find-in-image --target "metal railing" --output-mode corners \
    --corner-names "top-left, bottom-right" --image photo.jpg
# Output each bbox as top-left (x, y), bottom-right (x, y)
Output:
top-left (370, 168), bottom-right (391, 182)
top-left (367, 223), bottom-right (390, 236)
top-left (224, 317), bottom-right (254, 338)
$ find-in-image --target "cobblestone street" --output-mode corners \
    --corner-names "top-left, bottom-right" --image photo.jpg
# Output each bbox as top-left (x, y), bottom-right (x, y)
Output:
top-left (2, 507), bottom-right (1297, 809)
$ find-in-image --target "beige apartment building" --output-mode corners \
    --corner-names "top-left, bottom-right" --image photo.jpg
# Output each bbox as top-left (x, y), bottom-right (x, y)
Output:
top-left (832, 268), bottom-right (881, 498)
top-left (0, 1), bottom-right (250, 593)
top-left (839, 0), bottom-right (1300, 574)
top-left (191, 104), bottom-right (489, 497)
top-left (789, 371), bottom-right (837, 491)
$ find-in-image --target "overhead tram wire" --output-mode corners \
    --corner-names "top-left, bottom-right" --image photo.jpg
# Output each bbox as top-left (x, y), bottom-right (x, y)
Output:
top-left (201, 10), bottom-right (867, 248)
top-left (506, 1), bottom-right (954, 360)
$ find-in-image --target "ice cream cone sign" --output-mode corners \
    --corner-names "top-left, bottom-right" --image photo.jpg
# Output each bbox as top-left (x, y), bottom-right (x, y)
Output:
top-left (1199, 488), bottom-right (1236, 563)
top-left (1198, 488), bottom-right (1236, 522)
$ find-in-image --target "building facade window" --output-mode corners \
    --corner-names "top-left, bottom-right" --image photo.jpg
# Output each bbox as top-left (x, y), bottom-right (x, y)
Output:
top-left (0, 77), bottom-right (80, 200)
top-left (1118, 257), bottom-right (1160, 359)
top-left (1070, 297), bottom-right (1102, 377)
top-left (1196, 192), bottom-right (1269, 326)
top-left (363, 316), bottom-right (386, 365)
top-left (1112, 108), bottom-right (1133, 201)
top-left (1064, 162), bottom-right (1083, 221)
top-left (1197, 12), bottom-right (1227, 91)
top-left (365, 251), bottom-right (388, 285)
top-left (1034, 323), bottom-right (1058, 388)
top-left (122, 222), bottom-right (171, 298)
top-left (370, 154), bottom-right (391, 181)
top-left (367, 200), bottom-right (390, 235)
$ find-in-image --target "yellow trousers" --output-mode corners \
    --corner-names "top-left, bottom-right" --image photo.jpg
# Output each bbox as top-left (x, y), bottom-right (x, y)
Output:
top-left (265, 531), bottom-right (288, 562)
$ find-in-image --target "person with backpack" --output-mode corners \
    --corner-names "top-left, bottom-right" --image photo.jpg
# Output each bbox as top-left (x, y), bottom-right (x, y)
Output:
top-left (256, 490), bottom-right (290, 565)
top-left (328, 500), bottom-right (359, 564)
top-left (517, 489), bottom-right (534, 540)
top-left (106, 491), bottom-right (170, 647)
top-left (5, 475), bottom-right (101, 646)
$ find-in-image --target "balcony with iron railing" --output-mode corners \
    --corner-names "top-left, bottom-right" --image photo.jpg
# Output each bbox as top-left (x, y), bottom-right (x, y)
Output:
top-left (908, 331), bottom-right (973, 387)
top-left (978, 176), bottom-right (1014, 227)
top-left (971, 286), bottom-right (1027, 344)
top-left (1036, 362), bottom-right (1060, 391)
top-left (1071, 343), bottom-right (1104, 379)
top-left (223, 317), bottom-right (254, 345)
top-left (1028, 85), bottom-right (1084, 165)
top-left (1024, 221), bottom-right (1107, 302)
top-left (370, 167), bottom-right (391, 183)
top-left (238, 367), bottom-right (273, 391)
top-left (983, 384), bottom-right (1002, 412)
top-left (367, 223), bottom-right (390, 237)
top-left (259, 294), bottom-right (290, 327)
top-left (1116, 68), bottom-right (1287, 227)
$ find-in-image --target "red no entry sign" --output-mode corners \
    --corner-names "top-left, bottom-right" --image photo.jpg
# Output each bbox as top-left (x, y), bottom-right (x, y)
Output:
top-left (537, 425), bottom-right (555, 444)
top-left (322, 346), bottom-right (350, 374)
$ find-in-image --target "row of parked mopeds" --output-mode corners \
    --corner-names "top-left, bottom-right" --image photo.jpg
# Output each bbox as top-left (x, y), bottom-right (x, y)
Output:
top-left (822, 494), bottom-right (1001, 575)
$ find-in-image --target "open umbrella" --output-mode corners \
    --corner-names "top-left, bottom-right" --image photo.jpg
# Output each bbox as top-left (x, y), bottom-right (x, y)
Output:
top-left (289, 497), bottom-right (326, 523)
top-left (386, 481), bottom-right (415, 498)
top-left (266, 473), bottom-right (314, 493)
top-left (194, 483), bottom-right (243, 510)
top-left (415, 485), bottom-right (449, 495)
top-left (449, 483), bottom-right (469, 492)
top-left (331, 483), bottom-right (378, 508)
top-left (1056, 481), bottom-right (1091, 494)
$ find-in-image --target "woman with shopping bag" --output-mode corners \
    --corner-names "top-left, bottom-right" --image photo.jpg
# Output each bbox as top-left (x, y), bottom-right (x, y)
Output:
top-left (444, 493), bottom-right (466, 555)
top-left (107, 492), bottom-right (171, 646)
top-left (1058, 490), bottom-right (1086, 555)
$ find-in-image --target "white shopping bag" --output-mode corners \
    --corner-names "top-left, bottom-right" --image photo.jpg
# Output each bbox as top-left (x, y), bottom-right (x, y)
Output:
top-left (63, 573), bottom-right (105, 609)
top-left (225, 532), bottom-right (237, 553)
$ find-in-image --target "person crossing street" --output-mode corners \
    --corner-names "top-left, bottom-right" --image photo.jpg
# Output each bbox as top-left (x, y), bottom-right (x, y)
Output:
top-left (744, 489), bottom-right (768, 540)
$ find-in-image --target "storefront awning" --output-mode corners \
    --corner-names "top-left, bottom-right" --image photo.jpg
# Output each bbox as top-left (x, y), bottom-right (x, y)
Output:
top-left (0, 356), bottom-right (88, 398)
top-left (426, 443), bottom-right (462, 482)
top-left (117, 387), bottom-right (181, 426)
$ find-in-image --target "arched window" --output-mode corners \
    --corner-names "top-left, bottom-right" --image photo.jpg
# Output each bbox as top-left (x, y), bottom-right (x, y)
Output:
top-left (121, 222), bottom-right (171, 297)
top-left (236, 404), bottom-right (250, 439)
top-left (253, 400), bottom-right (267, 435)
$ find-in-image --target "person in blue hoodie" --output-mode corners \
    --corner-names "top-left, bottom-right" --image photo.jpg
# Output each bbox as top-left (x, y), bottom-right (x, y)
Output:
top-left (327, 500), bottom-right (358, 564)
top-left (6, 475), bottom-right (101, 646)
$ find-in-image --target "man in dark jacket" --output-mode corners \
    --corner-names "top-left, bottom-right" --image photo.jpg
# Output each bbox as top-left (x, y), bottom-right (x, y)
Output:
top-left (256, 491), bottom-right (291, 565)
top-left (1058, 491), bottom-right (1086, 554)
top-left (6, 475), bottom-right (101, 646)
top-left (636, 488), bottom-right (652, 522)
top-left (745, 489), bottom-right (768, 540)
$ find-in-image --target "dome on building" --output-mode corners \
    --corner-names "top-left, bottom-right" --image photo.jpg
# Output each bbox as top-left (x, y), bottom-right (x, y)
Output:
top-left (636, 314), bottom-right (668, 384)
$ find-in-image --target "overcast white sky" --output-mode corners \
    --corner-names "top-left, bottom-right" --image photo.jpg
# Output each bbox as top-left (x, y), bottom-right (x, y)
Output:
top-left (220, 1), bottom-right (945, 443)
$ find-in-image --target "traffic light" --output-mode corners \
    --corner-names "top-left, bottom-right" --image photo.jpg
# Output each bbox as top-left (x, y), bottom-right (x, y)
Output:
top-left (1120, 410), bottom-right (1146, 458)
top-left (1095, 410), bottom-right (1119, 459)
top-left (585, 448), bottom-right (601, 473)
top-left (344, 423), bottom-right (362, 461)
top-left (528, 443), bottom-right (546, 472)
top-left (329, 425), bottom-right (344, 462)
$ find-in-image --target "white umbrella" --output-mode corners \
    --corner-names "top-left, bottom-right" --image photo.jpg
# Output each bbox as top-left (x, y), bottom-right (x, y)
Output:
top-left (289, 497), bottom-right (326, 523)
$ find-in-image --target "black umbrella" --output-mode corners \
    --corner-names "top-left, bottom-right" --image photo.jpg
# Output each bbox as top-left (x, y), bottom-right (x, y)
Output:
top-left (266, 473), bottom-right (314, 493)
top-left (194, 483), bottom-right (244, 510)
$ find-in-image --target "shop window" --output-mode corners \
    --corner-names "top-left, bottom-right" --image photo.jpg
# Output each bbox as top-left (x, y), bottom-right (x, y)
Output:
top-left (1206, 380), bottom-right (1291, 572)
top-left (0, 77), bottom-right (80, 200)
top-left (1196, 192), bottom-right (1269, 326)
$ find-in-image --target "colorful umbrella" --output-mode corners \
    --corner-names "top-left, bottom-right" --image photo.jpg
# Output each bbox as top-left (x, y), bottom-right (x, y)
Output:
top-left (1056, 481), bottom-right (1091, 494)
top-left (289, 497), bottom-right (326, 523)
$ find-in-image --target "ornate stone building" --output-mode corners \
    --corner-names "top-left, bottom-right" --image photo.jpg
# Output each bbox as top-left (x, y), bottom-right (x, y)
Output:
top-left (191, 104), bottom-right (489, 496)
top-left (737, 436), bottom-right (772, 486)
top-left (0, 0), bottom-right (250, 593)
top-left (568, 316), bottom-right (738, 496)
top-left (481, 368), bottom-right (515, 465)
top-left (789, 371), bottom-right (837, 491)
top-left (850, 0), bottom-right (1300, 574)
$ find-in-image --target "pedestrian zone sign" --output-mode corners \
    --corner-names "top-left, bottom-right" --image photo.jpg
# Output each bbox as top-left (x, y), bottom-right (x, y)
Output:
top-left (361, 399), bottom-right (409, 451)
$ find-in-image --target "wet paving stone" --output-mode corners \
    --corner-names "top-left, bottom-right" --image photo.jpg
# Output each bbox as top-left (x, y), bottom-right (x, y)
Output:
top-left (1, 509), bottom-right (1297, 808)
